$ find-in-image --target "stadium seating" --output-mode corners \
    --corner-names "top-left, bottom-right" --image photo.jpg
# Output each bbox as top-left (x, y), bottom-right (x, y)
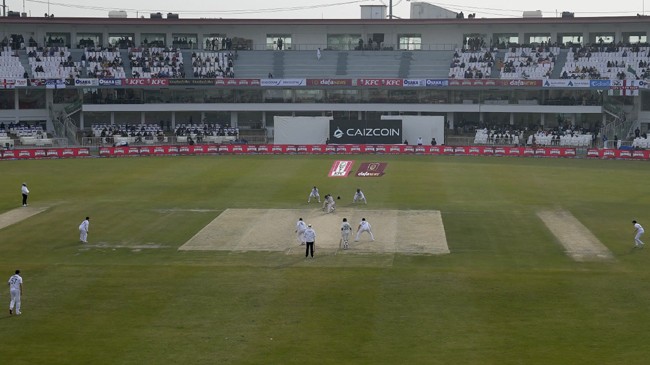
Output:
top-left (0, 47), bottom-right (26, 78)
top-left (560, 45), bottom-right (650, 80)
top-left (27, 46), bottom-right (81, 79)
top-left (500, 46), bottom-right (558, 79)
top-left (191, 51), bottom-right (234, 78)
top-left (129, 47), bottom-right (185, 78)
top-left (85, 48), bottom-right (126, 79)
top-left (449, 48), bottom-right (495, 79)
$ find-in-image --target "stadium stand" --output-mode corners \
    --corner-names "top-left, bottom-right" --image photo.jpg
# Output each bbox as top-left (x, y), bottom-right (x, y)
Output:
top-left (191, 51), bottom-right (234, 78)
top-left (500, 46), bottom-right (558, 79)
top-left (560, 44), bottom-right (650, 80)
top-left (27, 46), bottom-right (81, 79)
top-left (85, 47), bottom-right (126, 79)
top-left (129, 47), bottom-right (185, 78)
top-left (449, 48), bottom-right (495, 79)
top-left (0, 47), bottom-right (26, 78)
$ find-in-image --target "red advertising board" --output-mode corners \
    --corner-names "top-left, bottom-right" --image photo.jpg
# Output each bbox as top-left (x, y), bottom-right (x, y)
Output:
top-left (586, 149), bottom-right (650, 159)
top-left (355, 78), bottom-right (403, 87)
top-left (124, 78), bottom-right (169, 86)
top-left (1, 147), bottom-right (90, 160)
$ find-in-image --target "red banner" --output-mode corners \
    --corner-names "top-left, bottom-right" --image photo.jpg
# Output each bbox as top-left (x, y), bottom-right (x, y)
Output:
top-left (0, 147), bottom-right (90, 160)
top-left (124, 78), bottom-right (169, 86)
top-left (586, 149), bottom-right (650, 159)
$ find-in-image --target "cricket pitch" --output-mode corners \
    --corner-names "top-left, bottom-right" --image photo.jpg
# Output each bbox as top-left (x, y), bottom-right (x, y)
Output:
top-left (179, 208), bottom-right (449, 255)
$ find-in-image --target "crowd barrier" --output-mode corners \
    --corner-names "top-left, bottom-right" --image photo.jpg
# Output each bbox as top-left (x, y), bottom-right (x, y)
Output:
top-left (1, 145), bottom-right (649, 160)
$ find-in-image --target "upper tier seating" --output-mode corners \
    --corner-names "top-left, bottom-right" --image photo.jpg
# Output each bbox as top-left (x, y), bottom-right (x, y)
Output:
top-left (27, 46), bottom-right (81, 79)
top-left (500, 46), bottom-right (559, 79)
top-left (561, 45), bottom-right (650, 80)
top-left (191, 51), bottom-right (234, 78)
top-left (84, 47), bottom-right (126, 79)
top-left (449, 48), bottom-right (495, 79)
top-left (0, 47), bottom-right (25, 78)
top-left (129, 47), bottom-right (185, 78)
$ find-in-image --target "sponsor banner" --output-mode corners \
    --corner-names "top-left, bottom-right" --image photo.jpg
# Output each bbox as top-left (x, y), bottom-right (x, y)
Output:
top-left (167, 79), bottom-right (215, 86)
top-left (402, 79), bottom-right (426, 87)
top-left (425, 79), bottom-right (449, 87)
top-left (260, 79), bottom-right (306, 87)
top-left (306, 78), bottom-right (352, 87)
top-left (542, 79), bottom-right (591, 88)
top-left (124, 78), bottom-right (169, 86)
top-left (329, 160), bottom-right (354, 177)
top-left (356, 162), bottom-right (388, 177)
top-left (74, 78), bottom-right (100, 87)
top-left (330, 119), bottom-right (402, 144)
top-left (98, 78), bottom-right (123, 86)
top-left (14, 79), bottom-right (28, 87)
top-left (1, 148), bottom-right (90, 159)
top-left (1, 79), bottom-right (16, 89)
top-left (214, 78), bottom-right (261, 86)
top-left (589, 79), bottom-right (611, 88)
top-left (45, 79), bottom-right (66, 89)
top-left (448, 78), bottom-right (499, 87)
top-left (609, 80), bottom-right (643, 96)
top-left (447, 79), bottom-right (542, 87)
top-left (355, 78), bottom-right (403, 87)
top-left (586, 148), bottom-right (650, 159)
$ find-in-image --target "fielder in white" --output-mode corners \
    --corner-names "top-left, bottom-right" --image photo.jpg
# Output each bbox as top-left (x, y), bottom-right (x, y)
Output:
top-left (353, 188), bottom-right (367, 204)
top-left (79, 216), bottom-right (90, 243)
top-left (633, 220), bottom-right (645, 248)
top-left (355, 218), bottom-right (375, 242)
top-left (8, 269), bottom-right (23, 315)
top-left (340, 218), bottom-right (353, 249)
top-left (295, 217), bottom-right (307, 245)
top-left (308, 186), bottom-right (320, 203)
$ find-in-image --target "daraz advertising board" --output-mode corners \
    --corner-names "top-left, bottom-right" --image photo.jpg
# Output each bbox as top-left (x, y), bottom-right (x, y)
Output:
top-left (329, 119), bottom-right (402, 144)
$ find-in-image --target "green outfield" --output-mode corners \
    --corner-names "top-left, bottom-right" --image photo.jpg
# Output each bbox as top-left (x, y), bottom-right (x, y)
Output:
top-left (0, 155), bottom-right (649, 364)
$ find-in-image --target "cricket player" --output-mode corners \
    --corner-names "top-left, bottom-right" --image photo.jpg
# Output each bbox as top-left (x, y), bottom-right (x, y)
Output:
top-left (322, 194), bottom-right (330, 211)
top-left (79, 216), bottom-right (90, 243)
top-left (633, 220), bottom-right (645, 248)
top-left (353, 188), bottom-right (367, 204)
top-left (341, 218), bottom-right (353, 249)
top-left (308, 186), bottom-right (321, 203)
top-left (21, 183), bottom-right (29, 207)
top-left (8, 269), bottom-right (22, 315)
top-left (295, 217), bottom-right (307, 245)
top-left (325, 194), bottom-right (336, 214)
top-left (355, 218), bottom-right (375, 242)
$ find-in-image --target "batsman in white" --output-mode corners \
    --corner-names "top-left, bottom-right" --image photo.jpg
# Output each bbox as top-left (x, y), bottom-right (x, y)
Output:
top-left (353, 188), bottom-right (367, 204)
top-left (295, 217), bottom-right (307, 245)
top-left (340, 218), bottom-right (353, 249)
top-left (8, 269), bottom-right (23, 315)
top-left (79, 216), bottom-right (90, 243)
top-left (308, 186), bottom-right (321, 203)
top-left (633, 220), bottom-right (645, 248)
top-left (355, 217), bottom-right (375, 242)
top-left (325, 194), bottom-right (336, 214)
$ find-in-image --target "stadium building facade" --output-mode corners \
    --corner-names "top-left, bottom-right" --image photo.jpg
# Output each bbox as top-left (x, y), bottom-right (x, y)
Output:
top-left (1, 15), bottom-right (649, 146)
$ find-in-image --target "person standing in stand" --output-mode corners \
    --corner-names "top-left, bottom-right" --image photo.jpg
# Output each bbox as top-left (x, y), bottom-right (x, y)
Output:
top-left (21, 183), bottom-right (29, 207)
top-left (304, 224), bottom-right (316, 258)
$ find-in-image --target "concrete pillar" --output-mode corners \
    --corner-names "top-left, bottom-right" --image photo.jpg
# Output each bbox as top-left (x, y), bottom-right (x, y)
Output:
top-left (80, 112), bottom-right (85, 130)
top-left (141, 112), bottom-right (145, 124)
top-left (509, 112), bottom-right (515, 126)
top-left (231, 112), bottom-right (238, 127)
top-left (540, 113), bottom-right (546, 127)
top-left (110, 112), bottom-right (115, 125)
top-left (447, 112), bottom-right (455, 130)
top-left (171, 112), bottom-right (176, 130)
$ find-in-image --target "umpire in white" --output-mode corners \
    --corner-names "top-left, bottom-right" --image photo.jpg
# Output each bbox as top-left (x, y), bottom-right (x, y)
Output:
top-left (304, 224), bottom-right (316, 258)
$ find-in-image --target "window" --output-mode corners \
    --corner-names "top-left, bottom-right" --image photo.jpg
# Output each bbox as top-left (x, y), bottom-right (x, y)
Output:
top-left (266, 34), bottom-right (292, 50)
top-left (398, 34), bottom-right (421, 50)
top-left (590, 33), bottom-right (615, 44)
top-left (623, 32), bottom-right (647, 44)
top-left (203, 34), bottom-right (226, 51)
top-left (45, 32), bottom-right (69, 47)
top-left (171, 33), bottom-right (198, 49)
top-left (108, 33), bottom-right (135, 49)
top-left (557, 34), bottom-right (583, 46)
top-left (463, 33), bottom-right (487, 51)
top-left (493, 33), bottom-right (518, 48)
top-left (327, 34), bottom-right (361, 51)
top-left (141, 33), bottom-right (166, 48)
top-left (525, 33), bottom-right (551, 45)
top-left (77, 33), bottom-right (102, 48)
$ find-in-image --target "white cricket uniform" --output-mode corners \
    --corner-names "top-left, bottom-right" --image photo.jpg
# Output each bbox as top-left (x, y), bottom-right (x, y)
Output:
top-left (296, 220), bottom-right (307, 244)
top-left (308, 188), bottom-right (320, 203)
top-left (79, 219), bottom-right (90, 243)
top-left (353, 191), bottom-right (367, 204)
top-left (341, 222), bottom-right (353, 249)
top-left (355, 220), bottom-right (375, 241)
top-left (326, 195), bottom-right (336, 213)
top-left (634, 223), bottom-right (645, 247)
top-left (8, 274), bottom-right (22, 314)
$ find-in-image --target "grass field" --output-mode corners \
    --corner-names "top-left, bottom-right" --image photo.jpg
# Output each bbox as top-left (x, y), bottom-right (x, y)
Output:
top-left (0, 154), bottom-right (649, 364)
